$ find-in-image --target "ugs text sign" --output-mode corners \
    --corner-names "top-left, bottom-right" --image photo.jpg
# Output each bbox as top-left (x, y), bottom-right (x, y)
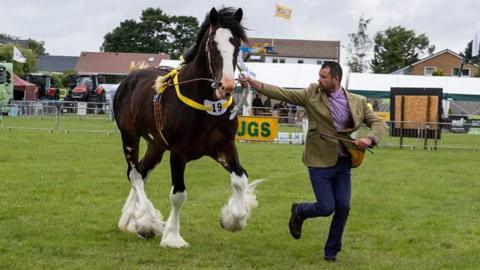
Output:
top-left (236, 116), bottom-right (278, 141)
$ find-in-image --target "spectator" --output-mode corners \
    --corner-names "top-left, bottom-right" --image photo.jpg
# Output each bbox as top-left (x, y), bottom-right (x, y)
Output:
top-left (252, 94), bottom-right (263, 115)
top-left (263, 97), bottom-right (272, 116)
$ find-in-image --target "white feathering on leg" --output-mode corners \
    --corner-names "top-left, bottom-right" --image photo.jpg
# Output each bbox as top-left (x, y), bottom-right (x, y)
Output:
top-left (221, 173), bottom-right (263, 232)
top-left (118, 165), bottom-right (165, 237)
top-left (118, 188), bottom-right (138, 233)
top-left (161, 188), bottom-right (189, 248)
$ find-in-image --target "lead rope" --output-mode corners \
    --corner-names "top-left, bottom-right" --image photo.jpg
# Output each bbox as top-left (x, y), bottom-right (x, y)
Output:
top-left (229, 49), bottom-right (255, 120)
top-left (229, 72), bottom-right (250, 120)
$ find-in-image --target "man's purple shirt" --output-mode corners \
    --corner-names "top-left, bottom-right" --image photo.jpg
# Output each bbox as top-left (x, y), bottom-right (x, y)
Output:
top-left (327, 86), bottom-right (353, 156)
top-left (328, 86), bottom-right (353, 131)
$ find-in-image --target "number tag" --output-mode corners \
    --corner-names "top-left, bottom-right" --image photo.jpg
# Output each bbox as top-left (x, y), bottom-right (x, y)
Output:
top-left (204, 99), bottom-right (227, 116)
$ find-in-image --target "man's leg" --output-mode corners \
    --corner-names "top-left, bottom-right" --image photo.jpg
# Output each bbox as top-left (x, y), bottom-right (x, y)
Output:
top-left (289, 166), bottom-right (336, 239)
top-left (298, 167), bottom-right (336, 218)
top-left (324, 157), bottom-right (352, 259)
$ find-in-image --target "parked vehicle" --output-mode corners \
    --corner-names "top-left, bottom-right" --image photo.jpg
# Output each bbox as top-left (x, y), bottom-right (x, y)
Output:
top-left (64, 74), bottom-right (106, 113)
top-left (27, 73), bottom-right (60, 100)
top-left (0, 63), bottom-right (13, 113)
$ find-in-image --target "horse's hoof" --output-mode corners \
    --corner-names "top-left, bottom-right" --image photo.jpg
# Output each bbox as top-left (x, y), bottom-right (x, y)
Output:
top-left (136, 231), bottom-right (156, 239)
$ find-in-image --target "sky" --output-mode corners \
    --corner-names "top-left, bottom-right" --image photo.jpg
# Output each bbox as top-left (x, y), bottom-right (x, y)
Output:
top-left (2, 0), bottom-right (480, 67)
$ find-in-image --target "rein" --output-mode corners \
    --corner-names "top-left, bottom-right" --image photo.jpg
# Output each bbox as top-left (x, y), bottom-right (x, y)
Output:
top-left (164, 77), bottom-right (215, 88)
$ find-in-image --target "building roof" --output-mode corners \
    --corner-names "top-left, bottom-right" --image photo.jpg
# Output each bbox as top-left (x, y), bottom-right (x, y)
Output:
top-left (75, 51), bottom-right (170, 75)
top-left (247, 37), bottom-right (340, 59)
top-left (392, 49), bottom-right (479, 74)
top-left (37, 55), bottom-right (79, 73)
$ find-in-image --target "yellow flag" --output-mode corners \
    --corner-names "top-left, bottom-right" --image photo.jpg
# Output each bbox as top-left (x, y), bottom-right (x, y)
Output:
top-left (274, 4), bottom-right (292, 20)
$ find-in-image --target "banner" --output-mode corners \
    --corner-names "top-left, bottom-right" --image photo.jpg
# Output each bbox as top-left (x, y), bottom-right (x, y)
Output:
top-left (13, 46), bottom-right (26, 63)
top-left (236, 116), bottom-right (278, 141)
top-left (274, 4), bottom-right (292, 20)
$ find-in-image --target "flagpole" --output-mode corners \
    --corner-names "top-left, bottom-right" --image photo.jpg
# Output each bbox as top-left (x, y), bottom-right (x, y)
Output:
top-left (271, 17), bottom-right (276, 48)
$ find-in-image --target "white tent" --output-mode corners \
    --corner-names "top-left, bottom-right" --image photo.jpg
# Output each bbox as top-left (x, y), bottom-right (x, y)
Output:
top-left (159, 60), bottom-right (326, 89)
top-left (346, 73), bottom-right (480, 101)
top-left (158, 60), bottom-right (480, 101)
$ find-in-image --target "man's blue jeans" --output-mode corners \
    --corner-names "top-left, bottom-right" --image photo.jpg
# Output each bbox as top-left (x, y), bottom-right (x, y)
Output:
top-left (297, 157), bottom-right (351, 257)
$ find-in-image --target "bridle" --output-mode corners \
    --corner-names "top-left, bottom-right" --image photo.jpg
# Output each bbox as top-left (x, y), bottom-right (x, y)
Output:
top-left (205, 26), bottom-right (221, 89)
top-left (164, 26), bottom-right (233, 90)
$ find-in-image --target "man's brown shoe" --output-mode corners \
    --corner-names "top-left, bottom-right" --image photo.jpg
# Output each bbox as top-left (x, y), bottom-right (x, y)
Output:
top-left (289, 203), bottom-right (304, 239)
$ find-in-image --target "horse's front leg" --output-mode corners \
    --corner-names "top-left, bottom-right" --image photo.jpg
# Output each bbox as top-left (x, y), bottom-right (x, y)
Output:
top-left (160, 152), bottom-right (189, 248)
top-left (214, 142), bottom-right (262, 232)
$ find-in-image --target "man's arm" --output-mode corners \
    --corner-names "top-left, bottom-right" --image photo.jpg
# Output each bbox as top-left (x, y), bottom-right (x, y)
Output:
top-left (360, 98), bottom-right (386, 147)
top-left (353, 98), bottom-right (386, 150)
top-left (240, 76), bottom-right (308, 107)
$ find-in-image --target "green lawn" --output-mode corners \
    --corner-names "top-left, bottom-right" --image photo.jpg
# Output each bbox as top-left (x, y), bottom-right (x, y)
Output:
top-left (0, 128), bottom-right (479, 269)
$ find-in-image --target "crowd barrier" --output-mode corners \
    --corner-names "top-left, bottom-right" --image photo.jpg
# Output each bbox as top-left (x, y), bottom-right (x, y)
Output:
top-left (1, 102), bottom-right (478, 150)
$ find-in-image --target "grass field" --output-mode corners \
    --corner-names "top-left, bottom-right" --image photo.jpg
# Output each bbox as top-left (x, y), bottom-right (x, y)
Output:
top-left (0, 128), bottom-right (479, 269)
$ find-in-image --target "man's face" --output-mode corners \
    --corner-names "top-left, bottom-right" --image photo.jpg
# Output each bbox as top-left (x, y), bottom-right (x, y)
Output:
top-left (318, 67), bottom-right (339, 92)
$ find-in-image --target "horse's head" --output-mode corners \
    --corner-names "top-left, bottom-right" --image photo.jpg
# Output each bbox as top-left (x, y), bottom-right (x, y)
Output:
top-left (184, 7), bottom-right (248, 100)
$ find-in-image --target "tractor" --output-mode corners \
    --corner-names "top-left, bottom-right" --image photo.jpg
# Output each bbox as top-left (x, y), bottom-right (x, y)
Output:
top-left (64, 74), bottom-right (106, 113)
top-left (27, 73), bottom-right (60, 100)
top-left (0, 63), bottom-right (13, 114)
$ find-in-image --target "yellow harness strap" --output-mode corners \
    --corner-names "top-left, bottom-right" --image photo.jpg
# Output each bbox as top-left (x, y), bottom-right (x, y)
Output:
top-left (154, 69), bottom-right (233, 112)
top-left (172, 73), bottom-right (233, 112)
top-left (155, 69), bottom-right (178, 94)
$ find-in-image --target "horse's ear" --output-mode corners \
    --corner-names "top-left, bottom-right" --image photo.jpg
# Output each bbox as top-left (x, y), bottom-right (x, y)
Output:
top-left (209, 8), bottom-right (218, 24)
top-left (234, 8), bottom-right (243, 22)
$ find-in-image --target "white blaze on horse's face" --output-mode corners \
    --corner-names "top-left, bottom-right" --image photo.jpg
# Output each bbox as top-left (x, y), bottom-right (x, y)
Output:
top-left (214, 28), bottom-right (235, 99)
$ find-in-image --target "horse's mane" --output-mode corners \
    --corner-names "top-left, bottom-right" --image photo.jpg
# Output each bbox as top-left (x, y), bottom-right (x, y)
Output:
top-left (183, 7), bottom-right (248, 64)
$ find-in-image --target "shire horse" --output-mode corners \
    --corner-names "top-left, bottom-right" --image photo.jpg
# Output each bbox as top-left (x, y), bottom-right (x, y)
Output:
top-left (113, 7), bottom-right (260, 248)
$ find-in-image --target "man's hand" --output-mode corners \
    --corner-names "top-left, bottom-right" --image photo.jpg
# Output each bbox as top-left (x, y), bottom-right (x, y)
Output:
top-left (239, 75), bottom-right (250, 89)
top-left (355, 137), bottom-right (372, 150)
top-left (239, 75), bottom-right (263, 90)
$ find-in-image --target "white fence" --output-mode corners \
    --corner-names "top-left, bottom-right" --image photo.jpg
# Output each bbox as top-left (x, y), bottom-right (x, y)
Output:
top-left (1, 102), bottom-right (479, 150)
top-left (0, 100), bottom-right (116, 134)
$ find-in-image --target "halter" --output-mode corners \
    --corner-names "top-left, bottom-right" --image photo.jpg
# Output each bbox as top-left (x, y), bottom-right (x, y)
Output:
top-left (154, 26), bottom-right (235, 113)
top-left (154, 68), bottom-right (233, 113)
top-left (205, 26), bottom-right (221, 89)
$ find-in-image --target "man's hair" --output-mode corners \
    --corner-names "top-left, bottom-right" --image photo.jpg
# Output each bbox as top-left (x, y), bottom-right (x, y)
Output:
top-left (321, 61), bottom-right (342, 81)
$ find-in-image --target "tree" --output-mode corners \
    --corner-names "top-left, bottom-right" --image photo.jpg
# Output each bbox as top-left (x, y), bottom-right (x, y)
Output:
top-left (345, 16), bottom-right (372, 73)
top-left (1, 33), bottom-right (47, 56)
top-left (0, 44), bottom-right (37, 77)
top-left (432, 69), bottom-right (444, 76)
top-left (52, 68), bottom-right (77, 88)
top-left (460, 40), bottom-right (479, 64)
top-left (370, 26), bottom-right (435, 74)
top-left (102, 20), bottom-right (146, 53)
top-left (27, 39), bottom-right (46, 56)
top-left (101, 8), bottom-right (199, 59)
top-left (168, 16), bottom-right (200, 59)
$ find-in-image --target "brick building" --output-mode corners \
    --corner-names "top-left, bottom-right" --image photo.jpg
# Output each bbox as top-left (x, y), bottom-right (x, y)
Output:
top-left (392, 49), bottom-right (479, 77)
top-left (246, 38), bottom-right (340, 65)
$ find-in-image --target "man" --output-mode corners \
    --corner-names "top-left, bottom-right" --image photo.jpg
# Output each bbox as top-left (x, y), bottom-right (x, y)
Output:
top-left (252, 94), bottom-right (263, 115)
top-left (240, 61), bottom-right (385, 261)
